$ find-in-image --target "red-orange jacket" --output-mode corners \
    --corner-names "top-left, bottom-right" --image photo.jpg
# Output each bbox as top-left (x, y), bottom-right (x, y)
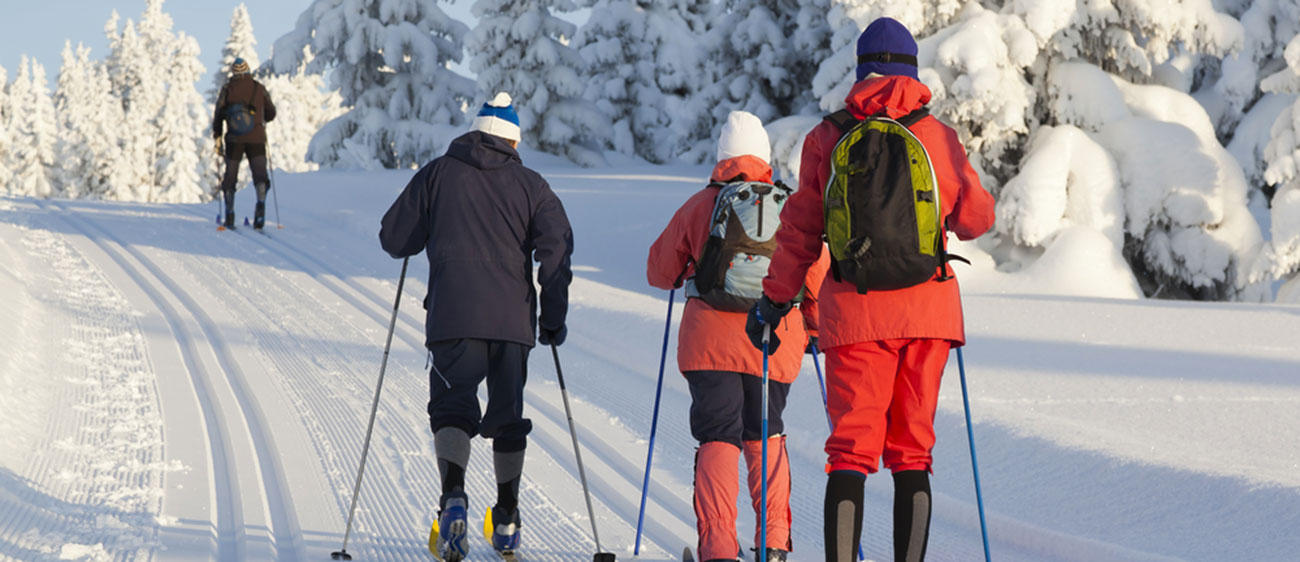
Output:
top-left (762, 76), bottom-right (995, 349)
top-left (647, 155), bottom-right (829, 382)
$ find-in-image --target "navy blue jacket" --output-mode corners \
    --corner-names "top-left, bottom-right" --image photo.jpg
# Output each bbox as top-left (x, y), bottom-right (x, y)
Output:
top-left (380, 132), bottom-right (573, 348)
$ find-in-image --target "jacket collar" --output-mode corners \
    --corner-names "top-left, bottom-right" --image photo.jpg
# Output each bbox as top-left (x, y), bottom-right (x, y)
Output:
top-left (710, 154), bottom-right (773, 184)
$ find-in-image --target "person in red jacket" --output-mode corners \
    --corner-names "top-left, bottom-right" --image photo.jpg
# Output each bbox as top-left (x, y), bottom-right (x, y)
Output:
top-left (648, 111), bottom-right (829, 562)
top-left (744, 18), bottom-right (996, 562)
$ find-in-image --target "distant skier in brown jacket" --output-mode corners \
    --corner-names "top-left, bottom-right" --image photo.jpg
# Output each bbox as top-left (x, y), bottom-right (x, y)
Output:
top-left (212, 57), bottom-right (276, 230)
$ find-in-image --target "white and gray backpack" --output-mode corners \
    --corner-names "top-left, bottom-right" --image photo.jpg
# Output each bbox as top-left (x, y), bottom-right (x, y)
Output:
top-left (686, 180), bottom-right (794, 312)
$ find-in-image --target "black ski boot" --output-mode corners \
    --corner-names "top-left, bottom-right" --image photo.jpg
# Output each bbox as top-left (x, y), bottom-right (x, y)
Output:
top-left (824, 470), bottom-right (865, 562)
top-left (254, 201), bottom-right (266, 230)
top-left (223, 211), bottom-right (236, 229)
top-left (893, 470), bottom-right (932, 562)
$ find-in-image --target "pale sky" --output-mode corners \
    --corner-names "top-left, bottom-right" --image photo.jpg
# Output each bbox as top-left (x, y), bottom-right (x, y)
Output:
top-left (0, 0), bottom-right (479, 82)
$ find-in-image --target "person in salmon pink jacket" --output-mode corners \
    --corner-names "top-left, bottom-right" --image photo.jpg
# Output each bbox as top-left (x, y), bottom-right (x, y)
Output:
top-left (648, 111), bottom-right (829, 562)
top-left (743, 18), bottom-right (996, 562)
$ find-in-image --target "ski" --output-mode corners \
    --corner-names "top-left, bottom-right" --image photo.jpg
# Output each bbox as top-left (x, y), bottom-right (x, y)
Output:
top-left (682, 546), bottom-right (695, 561)
top-left (482, 507), bottom-right (520, 561)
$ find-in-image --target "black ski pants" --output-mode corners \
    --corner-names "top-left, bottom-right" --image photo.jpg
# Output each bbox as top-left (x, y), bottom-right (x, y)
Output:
top-left (220, 141), bottom-right (270, 210)
top-left (685, 370), bottom-right (790, 447)
top-left (428, 338), bottom-right (533, 453)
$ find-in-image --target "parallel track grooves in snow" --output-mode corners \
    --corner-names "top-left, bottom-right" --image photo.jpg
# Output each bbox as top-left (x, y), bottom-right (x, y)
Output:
top-left (34, 201), bottom-right (244, 560)
top-left (44, 202), bottom-right (306, 561)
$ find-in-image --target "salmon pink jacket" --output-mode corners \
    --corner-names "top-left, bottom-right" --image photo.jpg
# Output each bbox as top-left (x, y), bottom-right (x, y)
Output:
top-left (647, 155), bottom-right (829, 383)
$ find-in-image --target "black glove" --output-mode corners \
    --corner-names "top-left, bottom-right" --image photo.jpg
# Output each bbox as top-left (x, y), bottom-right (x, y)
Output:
top-left (745, 295), bottom-right (791, 353)
top-left (539, 324), bottom-right (567, 347)
top-left (805, 336), bottom-right (819, 355)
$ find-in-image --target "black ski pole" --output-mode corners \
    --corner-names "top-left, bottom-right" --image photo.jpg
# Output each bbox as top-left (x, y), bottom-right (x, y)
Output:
top-left (332, 257), bottom-right (409, 561)
top-left (550, 344), bottom-right (617, 562)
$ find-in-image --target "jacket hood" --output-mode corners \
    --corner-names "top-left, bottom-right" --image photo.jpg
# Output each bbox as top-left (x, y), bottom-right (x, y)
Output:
top-left (447, 131), bottom-right (521, 170)
top-left (845, 75), bottom-right (932, 120)
top-left (710, 154), bottom-right (773, 184)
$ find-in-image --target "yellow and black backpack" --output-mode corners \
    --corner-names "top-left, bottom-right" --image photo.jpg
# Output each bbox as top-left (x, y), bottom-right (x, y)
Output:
top-left (822, 107), bottom-right (962, 293)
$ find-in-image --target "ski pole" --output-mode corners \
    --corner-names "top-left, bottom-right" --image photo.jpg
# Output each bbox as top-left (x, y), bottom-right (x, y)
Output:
top-left (634, 288), bottom-right (675, 555)
top-left (957, 347), bottom-right (992, 562)
top-left (331, 257), bottom-right (409, 561)
top-left (760, 326), bottom-right (771, 562)
top-left (810, 343), bottom-right (865, 561)
top-left (550, 344), bottom-right (618, 562)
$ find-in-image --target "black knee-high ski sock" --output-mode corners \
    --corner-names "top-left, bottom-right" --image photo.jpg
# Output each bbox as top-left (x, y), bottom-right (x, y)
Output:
top-left (892, 470), bottom-right (931, 562)
top-left (435, 427), bottom-right (471, 505)
top-left (824, 470), bottom-right (865, 562)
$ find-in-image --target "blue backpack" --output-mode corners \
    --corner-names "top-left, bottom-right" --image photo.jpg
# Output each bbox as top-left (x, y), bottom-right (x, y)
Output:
top-left (221, 84), bottom-right (260, 137)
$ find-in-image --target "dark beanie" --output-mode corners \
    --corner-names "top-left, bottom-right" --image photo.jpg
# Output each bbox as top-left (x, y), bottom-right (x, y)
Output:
top-left (855, 17), bottom-right (919, 81)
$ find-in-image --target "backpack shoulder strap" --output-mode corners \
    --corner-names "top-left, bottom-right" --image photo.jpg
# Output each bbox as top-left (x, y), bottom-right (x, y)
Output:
top-left (824, 109), bottom-right (859, 136)
top-left (897, 107), bottom-right (930, 128)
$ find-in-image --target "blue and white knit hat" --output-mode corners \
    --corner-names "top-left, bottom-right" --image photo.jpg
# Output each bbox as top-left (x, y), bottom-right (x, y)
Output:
top-left (470, 92), bottom-right (521, 143)
top-left (231, 58), bottom-right (251, 75)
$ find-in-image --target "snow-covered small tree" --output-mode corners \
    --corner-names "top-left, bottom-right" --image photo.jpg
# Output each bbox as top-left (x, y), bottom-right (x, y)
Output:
top-left (272, 0), bottom-right (476, 169)
top-left (9, 57), bottom-right (59, 198)
top-left (470, 0), bottom-right (607, 166)
top-left (209, 3), bottom-right (259, 103)
top-left (263, 46), bottom-right (346, 173)
top-left (1261, 35), bottom-right (1300, 299)
top-left (575, 0), bottom-right (708, 163)
top-left (55, 42), bottom-right (127, 200)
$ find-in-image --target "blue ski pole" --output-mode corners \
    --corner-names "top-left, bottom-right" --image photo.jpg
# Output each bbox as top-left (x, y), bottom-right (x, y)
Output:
top-left (634, 288), bottom-right (675, 555)
top-left (957, 347), bottom-right (992, 562)
top-left (811, 344), bottom-right (865, 562)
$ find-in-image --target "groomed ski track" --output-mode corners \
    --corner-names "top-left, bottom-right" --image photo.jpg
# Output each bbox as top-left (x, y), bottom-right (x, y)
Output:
top-left (2, 163), bottom-right (1298, 561)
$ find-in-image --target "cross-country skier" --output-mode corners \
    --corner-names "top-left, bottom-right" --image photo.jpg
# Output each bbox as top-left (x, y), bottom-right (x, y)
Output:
top-left (648, 111), bottom-right (829, 562)
top-left (212, 57), bottom-right (276, 230)
top-left (379, 92), bottom-right (574, 562)
top-left (743, 18), bottom-right (996, 562)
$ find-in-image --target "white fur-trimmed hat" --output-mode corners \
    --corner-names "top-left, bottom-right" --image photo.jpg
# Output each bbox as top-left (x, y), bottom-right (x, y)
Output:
top-left (716, 110), bottom-right (771, 164)
top-left (470, 92), bottom-right (521, 143)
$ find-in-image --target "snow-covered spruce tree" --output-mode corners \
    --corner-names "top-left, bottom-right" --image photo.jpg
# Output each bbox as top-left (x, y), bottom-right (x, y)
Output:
top-left (470, 0), bottom-right (607, 166)
top-left (263, 46), bottom-right (346, 174)
top-left (103, 1), bottom-right (212, 202)
top-left (680, 0), bottom-right (831, 165)
top-left (1261, 34), bottom-right (1300, 301)
top-left (55, 42), bottom-right (127, 200)
top-left (272, 0), bottom-right (475, 170)
top-left (154, 32), bottom-right (211, 203)
top-left (104, 14), bottom-right (159, 201)
top-left (575, 0), bottom-right (709, 163)
top-left (9, 57), bottom-right (59, 198)
top-left (0, 66), bottom-right (12, 193)
top-left (209, 3), bottom-right (259, 104)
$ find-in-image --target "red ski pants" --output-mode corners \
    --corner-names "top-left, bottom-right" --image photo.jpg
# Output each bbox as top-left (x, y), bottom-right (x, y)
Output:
top-left (823, 338), bottom-right (951, 475)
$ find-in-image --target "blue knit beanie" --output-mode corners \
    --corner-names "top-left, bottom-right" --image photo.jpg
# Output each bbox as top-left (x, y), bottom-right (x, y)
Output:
top-left (855, 17), bottom-right (919, 81)
top-left (470, 92), bottom-right (521, 142)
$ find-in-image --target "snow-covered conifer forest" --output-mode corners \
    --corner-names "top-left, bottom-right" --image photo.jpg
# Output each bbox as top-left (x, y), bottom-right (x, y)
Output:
top-left (1, 0), bottom-right (1299, 302)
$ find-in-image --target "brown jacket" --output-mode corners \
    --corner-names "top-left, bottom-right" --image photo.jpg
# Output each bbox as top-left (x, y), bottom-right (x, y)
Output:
top-left (213, 74), bottom-right (276, 144)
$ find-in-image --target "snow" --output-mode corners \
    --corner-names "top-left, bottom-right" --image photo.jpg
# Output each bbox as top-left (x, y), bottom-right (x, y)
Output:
top-left (3, 153), bottom-right (1300, 561)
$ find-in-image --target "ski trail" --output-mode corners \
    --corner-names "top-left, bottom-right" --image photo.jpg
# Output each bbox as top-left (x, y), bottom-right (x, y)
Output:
top-left (0, 201), bottom-right (169, 561)
top-left (40, 201), bottom-right (305, 560)
top-left (169, 206), bottom-right (604, 560)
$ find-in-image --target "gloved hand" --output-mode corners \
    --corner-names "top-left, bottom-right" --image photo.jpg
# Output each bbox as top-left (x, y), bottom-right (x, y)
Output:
top-left (805, 336), bottom-right (819, 355)
top-left (539, 324), bottom-right (567, 347)
top-left (745, 295), bottom-right (791, 353)
top-left (214, 137), bottom-right (224, 157)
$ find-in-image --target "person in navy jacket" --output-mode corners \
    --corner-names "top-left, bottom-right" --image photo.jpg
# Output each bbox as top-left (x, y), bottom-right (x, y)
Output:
top-left (379, 92), bottom-right (573, 560)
